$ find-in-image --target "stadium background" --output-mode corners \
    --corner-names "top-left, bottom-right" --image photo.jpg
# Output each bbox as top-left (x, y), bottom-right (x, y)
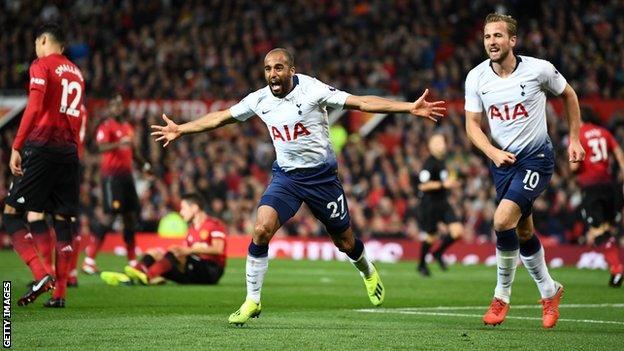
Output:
top-left (1, 0), bottom-right (624, 266)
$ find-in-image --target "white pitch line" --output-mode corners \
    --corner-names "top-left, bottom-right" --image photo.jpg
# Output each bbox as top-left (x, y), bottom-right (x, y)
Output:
top-left (356, 304), bottom-right (624, 325)
top-left (363, 303), bottom-right (624, 312)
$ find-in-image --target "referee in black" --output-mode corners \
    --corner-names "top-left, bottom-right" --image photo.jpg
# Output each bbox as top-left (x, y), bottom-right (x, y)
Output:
top-left (417, 134), bottom-right (464, 276)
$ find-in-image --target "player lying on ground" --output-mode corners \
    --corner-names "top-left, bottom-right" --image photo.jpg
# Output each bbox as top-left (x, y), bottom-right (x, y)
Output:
top-left (101, 193), bottom-right (227, 286)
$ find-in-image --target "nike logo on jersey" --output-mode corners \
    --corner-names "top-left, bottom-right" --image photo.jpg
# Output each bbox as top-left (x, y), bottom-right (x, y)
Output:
top-left (339, 212), bottom-right (348, 220)
top-left (481, 91), bottom-right (489, 95)
top-left (262, 110), bottom-right (270, 114)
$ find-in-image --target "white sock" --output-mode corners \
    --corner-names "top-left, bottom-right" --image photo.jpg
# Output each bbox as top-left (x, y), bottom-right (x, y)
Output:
top-left (494, 249), bottom-right (519, 303)
top-left (245, 255), bottom-right (269, 304)
top-left (350, 249), bottom-right (374, 278)
top-left (521, 247), bottom-right (557, 298)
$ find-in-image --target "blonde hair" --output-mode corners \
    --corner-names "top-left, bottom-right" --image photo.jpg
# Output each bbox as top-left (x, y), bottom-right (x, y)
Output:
top-left (485, 13), bottom-right (518, 37)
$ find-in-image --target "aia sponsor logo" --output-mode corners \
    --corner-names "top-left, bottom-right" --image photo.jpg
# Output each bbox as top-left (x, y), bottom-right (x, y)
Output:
top-left (271, 122), bottom-right (311, 141)
top-left (489, 103), bottom-right (528, 120)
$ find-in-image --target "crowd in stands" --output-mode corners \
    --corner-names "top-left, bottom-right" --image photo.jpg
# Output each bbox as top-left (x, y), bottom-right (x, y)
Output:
top-left (2, 1), bottom-right (624, 100)
top-left (2, 1), bottom-right (624, 245)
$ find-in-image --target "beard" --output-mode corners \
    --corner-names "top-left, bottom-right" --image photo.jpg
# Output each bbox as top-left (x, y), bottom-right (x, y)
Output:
top-left (488, 46), bottom-right (511, 63)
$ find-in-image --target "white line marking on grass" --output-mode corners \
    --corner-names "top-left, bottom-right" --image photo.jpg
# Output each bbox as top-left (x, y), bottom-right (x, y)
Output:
top-left (355, 310), bottom-right (624, 325)
top-left (368, 303), bottom-right (624, 311)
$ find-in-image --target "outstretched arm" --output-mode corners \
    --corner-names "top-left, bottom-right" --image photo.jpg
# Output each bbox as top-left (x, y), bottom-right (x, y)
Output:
top-left (560, 84), bottom-right (585, 162)
top-left (344, 89), bottom-right (446, 122)
top-left (150, 110), bottom-right (236, 147)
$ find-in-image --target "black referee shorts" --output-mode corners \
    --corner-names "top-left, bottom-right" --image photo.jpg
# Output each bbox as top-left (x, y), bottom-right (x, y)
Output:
top-left (418, 200), bottom-right (458, 234)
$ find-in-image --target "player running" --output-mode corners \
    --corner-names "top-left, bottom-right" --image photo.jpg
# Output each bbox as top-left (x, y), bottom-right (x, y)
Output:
top-left (152, 48), bottom-right (446, 326)
top-left (3, 23), bottom-right (85, 308)
top-left (571, 107), bottom-right (624, 287)
top-left (101, 193), bottom-right (227, 286)
top-left (464, 13), bottom-right (585, 328)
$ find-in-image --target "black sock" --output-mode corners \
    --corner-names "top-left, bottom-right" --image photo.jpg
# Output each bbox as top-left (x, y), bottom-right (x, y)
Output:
top-left (420, 242), bottom-right (431, 266)
top-left (434, 234), bottom-right (456, 255)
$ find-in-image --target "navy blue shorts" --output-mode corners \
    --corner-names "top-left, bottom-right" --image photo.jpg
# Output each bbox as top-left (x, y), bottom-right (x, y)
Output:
top-left (259, 161), bottom-right (350, 234)
top-left (490, 143), bottom-right (555, 217)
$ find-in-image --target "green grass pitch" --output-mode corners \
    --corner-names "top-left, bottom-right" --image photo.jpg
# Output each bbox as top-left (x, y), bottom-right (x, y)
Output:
top-left (1, 250), bottom-right (623, 350)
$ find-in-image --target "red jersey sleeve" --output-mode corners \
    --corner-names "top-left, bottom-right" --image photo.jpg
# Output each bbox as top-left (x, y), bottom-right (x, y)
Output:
top-left (28, 60), bottom-right (48, 94)
top-left (13, 61), bottom-right (47, 150)
top-left (605, 129), bottom-right (618, 152)
top-left (95, 122), bottom-right (109, 144)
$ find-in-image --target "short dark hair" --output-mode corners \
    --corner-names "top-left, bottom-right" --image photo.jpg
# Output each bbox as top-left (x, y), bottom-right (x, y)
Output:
top-left (266, 48), bottom-right (295, 67)
top-left (181, 193), bottom-right (206, 210)
top-left (35, 23), bottom-right (65, 46)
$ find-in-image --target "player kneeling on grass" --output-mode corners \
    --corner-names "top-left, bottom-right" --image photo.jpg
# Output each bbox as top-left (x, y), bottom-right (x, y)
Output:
top-left (101, 193), bottom-right (227, 286)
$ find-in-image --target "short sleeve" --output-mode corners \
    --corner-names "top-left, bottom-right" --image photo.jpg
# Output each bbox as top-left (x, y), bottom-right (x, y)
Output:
top-left (606, 129), bottom-right (618, 152)
top-left (229, 93), bottom-right (257, 121)
top-left (313, 79), bottom-right (349, 109)
top-left (29, 60), bottom-right (47, 93)
top-left (539, 60), bottom-right (567, 95)
top-left (464, 70), bottom-right (483, 113)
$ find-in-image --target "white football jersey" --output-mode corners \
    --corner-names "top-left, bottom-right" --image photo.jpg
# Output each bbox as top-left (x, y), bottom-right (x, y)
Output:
top-left (464, 55), bottom-right (567, 156)
top-left (230, 74), bottom-right (349, 171)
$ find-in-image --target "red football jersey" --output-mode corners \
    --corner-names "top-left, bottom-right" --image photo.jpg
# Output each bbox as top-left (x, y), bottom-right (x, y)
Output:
top-left (95, 118), bottom-right (134, 176)
top-left (71, 104), bottom-right (88, 159)
top-left (186, 216), bottom-right (227, 267)
top-left (13, 54), bottom-right (85, 151)
top-left (576, 123), bottom-right (618, 187)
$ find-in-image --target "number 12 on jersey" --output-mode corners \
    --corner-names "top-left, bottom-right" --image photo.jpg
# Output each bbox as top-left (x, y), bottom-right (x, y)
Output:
top-left (60, 78), bottom-right (82, 117)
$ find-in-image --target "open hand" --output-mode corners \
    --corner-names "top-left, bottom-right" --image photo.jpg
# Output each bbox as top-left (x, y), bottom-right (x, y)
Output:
top-left (150, 114), bottom-right (180, 147)
top-left (410, 89), bottom-right (447, 122)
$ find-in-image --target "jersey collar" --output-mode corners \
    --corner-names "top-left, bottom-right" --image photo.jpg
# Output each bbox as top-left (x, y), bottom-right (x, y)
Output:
top-left (489, 55), bottom-right (522, 77)
top-left (271, 75), bottom-right (300, 101)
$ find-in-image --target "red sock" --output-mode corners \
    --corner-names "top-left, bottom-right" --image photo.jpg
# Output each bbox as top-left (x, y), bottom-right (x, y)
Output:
top-left (69, 235), bottom-right (83, 277)
top-left (85, 235), bottom-right (103, 260)
top-left (126, 241), bottom-right (136, 262)
top-left (53, 241), bottom-right (73, 299)
top-left (604, 237), bottom-right (623, 275)
top-left (11, 230), bottom-right (49, 280)
top-left (30, 222), bottom-right (54, 275)
top-left (147, 258), bottom-right (172, 279)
